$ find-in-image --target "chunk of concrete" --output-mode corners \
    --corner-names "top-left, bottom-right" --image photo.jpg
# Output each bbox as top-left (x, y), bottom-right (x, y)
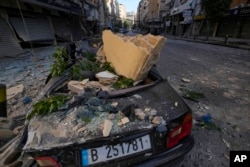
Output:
top-left (95, 71), bottom-right (118, 85)
top-left (101, 30), bottom-right (166, 81)
top-left (7, 84), bottom-right (24, 100)
top-left (152, 116), bottom-right (162, 125)
top-left (102, 119), bottom-right (113, 137)
top-left (121, 117), bottom-right (130, 125)
top-left (134, 108), bottom-right (146, 120)
top-left (67, 80), bottom-right (84, 93)
top-left (96, 45), bottom-right (106, 63)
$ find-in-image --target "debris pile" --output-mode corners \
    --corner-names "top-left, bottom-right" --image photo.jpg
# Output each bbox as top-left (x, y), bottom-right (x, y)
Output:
top-left (24, 94), bottom-right (167, 150)
top-left (2, 31), bottom-right (167, 151)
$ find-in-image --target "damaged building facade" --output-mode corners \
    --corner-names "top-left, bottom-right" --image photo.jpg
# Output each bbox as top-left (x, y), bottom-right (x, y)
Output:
top-left (0, 0), bottom-right (125, 58)
top-left (136, 0), bottom-right (250, 38)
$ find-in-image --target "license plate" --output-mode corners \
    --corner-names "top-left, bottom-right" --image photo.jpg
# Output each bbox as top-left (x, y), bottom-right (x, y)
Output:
top-left (81, 135), bottom-right (151, 166)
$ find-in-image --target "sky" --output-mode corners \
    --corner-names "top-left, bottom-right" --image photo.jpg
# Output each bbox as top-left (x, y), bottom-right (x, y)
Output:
top-left (118, 0), bottom-right (141, 13)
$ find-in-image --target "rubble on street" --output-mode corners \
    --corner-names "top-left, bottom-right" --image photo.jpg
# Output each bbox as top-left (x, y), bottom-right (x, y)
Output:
top-left (1, 31), bottom-right (167, 165)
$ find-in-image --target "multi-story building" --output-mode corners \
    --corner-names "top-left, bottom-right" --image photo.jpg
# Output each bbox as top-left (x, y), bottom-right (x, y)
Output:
top-left (1, 0), bottom-right (130, 57)
top-left (158, 0), bottom-right (175, 34)
top-left (191, 0), bottom-right (204, 36)
top-left (169, 0), bottom-right (194, 36)
top-left (217, 0), bottom-right (250, 38)
top-left (190, 0), bottom-right (250, 38)
top-left (119, 3), bottom-right (126, 20)
top-left (137, 0), bottom-right (148, 28)
top-left (126, 12), bottom-right (136, 28)
top-left (104, 0), bottom-right (120, 28)
top-left (116, 0), bottom-right (250, 38)
top-left (137, 0), bottom-right (161, 33)
top-left (0, 0), bottom-right (99, 57)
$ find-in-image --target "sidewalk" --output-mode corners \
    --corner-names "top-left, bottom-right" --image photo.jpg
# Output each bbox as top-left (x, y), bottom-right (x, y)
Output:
top-left (164, 35), bottom-right (250, 50)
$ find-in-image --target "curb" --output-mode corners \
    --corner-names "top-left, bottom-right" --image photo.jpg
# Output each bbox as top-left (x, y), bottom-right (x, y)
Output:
top-left (164, 36), bottom-right (250, 51)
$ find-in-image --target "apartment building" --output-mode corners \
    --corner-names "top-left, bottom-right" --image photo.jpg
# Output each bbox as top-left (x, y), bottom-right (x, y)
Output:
top-left (119, 3), bottom-right (126, 20)
top-left (126, 12), bottom-right (136, 27)
top-left (137, 0), bottom-right (148, 27)
top-left (0, 0), bottom-right (89, 57)
top-left (104, 0), bottom-right (120, 27)
top-left (0, 0), bottom-right (125, 57)
top-left (137, 0), bottom-right (162, 33)
top-left (217, 0), bottom-right (250, 38)
top-left (137, 0), bottom-right (250, 38)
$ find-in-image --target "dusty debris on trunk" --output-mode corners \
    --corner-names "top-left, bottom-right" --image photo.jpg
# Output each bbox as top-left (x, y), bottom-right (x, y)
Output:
top-left (23, 95), bottom-right (159, 150)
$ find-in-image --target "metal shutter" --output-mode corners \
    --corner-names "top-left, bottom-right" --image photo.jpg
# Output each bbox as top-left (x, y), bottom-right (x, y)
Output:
top-left (241, 17), bottom-right (250, 39)
top-left (10, 17), bottom-right (53, 41)
top-left (51, 17), bottom-right (72, 41)
top-left (70, 18), bottom-right (83, 41)
top-left (0, 18), bottom-right (24, 58)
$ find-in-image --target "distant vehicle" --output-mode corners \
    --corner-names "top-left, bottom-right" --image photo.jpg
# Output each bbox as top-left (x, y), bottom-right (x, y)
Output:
top-left (150, 28), bottom-right (161, 35)
top-left (18, 43), bottom-right (194, 167)
top-left (118, 28), bottom-right (128, 34)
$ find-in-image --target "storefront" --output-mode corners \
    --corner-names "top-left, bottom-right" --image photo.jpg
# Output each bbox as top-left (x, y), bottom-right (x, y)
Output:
top-left (217, 6), bottom-right (250, 38)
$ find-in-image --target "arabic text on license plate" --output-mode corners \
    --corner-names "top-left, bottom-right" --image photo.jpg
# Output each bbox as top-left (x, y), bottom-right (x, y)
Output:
top-left (81, 135), bottom-right (151, 166)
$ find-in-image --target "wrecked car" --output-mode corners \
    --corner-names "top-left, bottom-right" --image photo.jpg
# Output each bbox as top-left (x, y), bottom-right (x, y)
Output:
top-left (17, 31), bottom-right (194, 167)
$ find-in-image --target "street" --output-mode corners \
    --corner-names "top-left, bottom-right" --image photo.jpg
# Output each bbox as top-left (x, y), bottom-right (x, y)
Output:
top-left (1, 38), bottom-right (250, 166)
top-left (158, 39), bottom-right (250, 167)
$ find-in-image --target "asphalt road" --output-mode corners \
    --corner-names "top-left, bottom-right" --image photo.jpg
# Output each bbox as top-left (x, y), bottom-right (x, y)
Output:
top-left (157, 39), bottom-right (250, 167)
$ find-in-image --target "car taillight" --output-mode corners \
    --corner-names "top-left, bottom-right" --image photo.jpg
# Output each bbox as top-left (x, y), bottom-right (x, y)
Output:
top-left (35, 157), bottom-right (61, 167)
top-left (166, 113), bottom-right (192, 149)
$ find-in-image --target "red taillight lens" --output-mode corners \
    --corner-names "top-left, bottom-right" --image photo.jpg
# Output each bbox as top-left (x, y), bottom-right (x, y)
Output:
top-left (166, 113), bottom-right (192, 149)
top-left (35, 157), bottom-right (61, 167)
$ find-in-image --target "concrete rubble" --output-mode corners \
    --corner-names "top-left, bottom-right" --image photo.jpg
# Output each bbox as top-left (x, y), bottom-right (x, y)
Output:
top-left (68, 80), bottom-right (85, 93)
top-left (68, 79), bottom-right (111, 94)
top-left (6, 84), bottom-right (24, 100)
top-left (98, 30), bottom-right (166, 81)
top-left (22, 93), bottom-right (167, 150)
top-left (103, 119), bottom-right (113, 137)
top-left (95, 71), bottom-right (118, 85)
top-left (1, 32), bottom-right (168, 153)
top-left (134, 108), bottom-right (146, 120)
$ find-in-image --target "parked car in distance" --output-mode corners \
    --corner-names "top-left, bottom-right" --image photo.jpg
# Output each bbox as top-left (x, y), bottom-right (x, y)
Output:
top-left (118, 28), bottom-right (129, 34)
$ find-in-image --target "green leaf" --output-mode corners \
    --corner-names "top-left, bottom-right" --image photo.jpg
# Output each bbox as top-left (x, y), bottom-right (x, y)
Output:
top-left (50, 48), bottom-right (68, 77)
top-left (112, 77), bottom-right (134, 89)
top-left (26, 95), bottom-right (70, 120)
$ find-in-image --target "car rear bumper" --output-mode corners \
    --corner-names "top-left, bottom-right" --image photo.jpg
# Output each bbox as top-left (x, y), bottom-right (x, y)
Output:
top-left (135, 135), bottom-right (194, 167)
